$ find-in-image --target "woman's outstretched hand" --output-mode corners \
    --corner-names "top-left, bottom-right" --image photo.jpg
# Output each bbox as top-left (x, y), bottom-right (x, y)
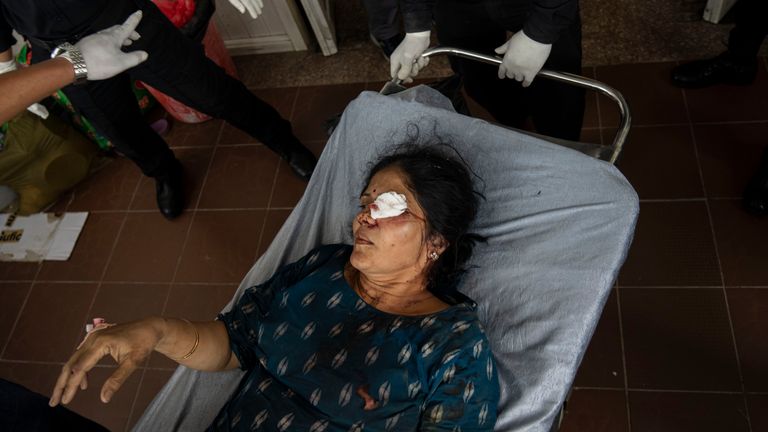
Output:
top-left (49, 317), bottom-right (165, 407)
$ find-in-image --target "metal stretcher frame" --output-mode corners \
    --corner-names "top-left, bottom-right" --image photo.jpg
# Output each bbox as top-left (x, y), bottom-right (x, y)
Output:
top-left (412, 47), bottom-right (633, 431)
top-left (135, 52), bottom-right (638, 432)
top-left (418, 47), bottom-right (632, 164)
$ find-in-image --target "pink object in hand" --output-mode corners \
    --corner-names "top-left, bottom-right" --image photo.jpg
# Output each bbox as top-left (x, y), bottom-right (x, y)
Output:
top-left (78, 317), bottom-right (116, 349)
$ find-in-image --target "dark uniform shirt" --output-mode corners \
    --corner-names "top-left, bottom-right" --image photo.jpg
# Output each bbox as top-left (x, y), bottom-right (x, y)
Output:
top-left (401, 0), bottom-right (578, 44)
top-left (0, 0), bottom-right (109, 52)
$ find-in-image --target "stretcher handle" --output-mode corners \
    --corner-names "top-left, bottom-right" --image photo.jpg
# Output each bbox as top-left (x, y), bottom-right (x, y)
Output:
top-left (421, 47), bottom-right (631, 164)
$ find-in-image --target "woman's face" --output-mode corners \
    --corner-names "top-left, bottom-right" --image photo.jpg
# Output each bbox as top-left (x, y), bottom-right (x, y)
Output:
top-left (350, 167), bottom-right (436, 281)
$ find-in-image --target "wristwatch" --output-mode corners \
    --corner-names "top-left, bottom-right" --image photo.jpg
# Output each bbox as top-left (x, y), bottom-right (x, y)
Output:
top-left (50, 42), bottom-right (88, 84)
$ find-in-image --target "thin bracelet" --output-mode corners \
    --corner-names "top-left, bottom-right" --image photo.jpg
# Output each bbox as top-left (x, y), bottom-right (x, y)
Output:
top-left (178, 319), bottom-right (199, 360)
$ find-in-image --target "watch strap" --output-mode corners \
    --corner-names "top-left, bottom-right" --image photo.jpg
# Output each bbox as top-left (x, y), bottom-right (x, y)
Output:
top-left (51, 42), bottom-right (88, 84)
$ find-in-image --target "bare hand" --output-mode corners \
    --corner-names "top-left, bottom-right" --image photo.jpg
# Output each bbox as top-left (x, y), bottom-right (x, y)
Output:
top-left (49, 318), bottom-right (164, 406)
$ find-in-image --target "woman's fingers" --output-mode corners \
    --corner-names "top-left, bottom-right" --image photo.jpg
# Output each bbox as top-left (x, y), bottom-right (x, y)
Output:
top-left (80, 372), bottom-right (88, 390)
top-left (50, 320), bottom-right (160, 407)
top-left (100, 360), bottom-right (138, 403)
top-left (49, 363), bottom-right (72, 406)
top-left (50, 336), bottom-right (110, 406)
top-left (60, 366), bottom-right (89, 405)
top-left (50, 360), bottom-right (89, 406)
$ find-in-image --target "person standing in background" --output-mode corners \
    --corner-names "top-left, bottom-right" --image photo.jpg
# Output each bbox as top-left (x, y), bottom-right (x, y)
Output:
top-left (361, 0), bottom-right (404, 59)
top-left (0, 0), bottom-right (317, 220)
top-left (671, 0), bottom-right (768, 215)
top-left (390, 0), bottom-right (585, 141)
top-left (0, 11), bottom-right (149, 123)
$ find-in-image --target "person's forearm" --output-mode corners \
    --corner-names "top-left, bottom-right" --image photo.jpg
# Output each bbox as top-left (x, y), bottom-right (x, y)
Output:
top-left (153, 317), bottom-right (239, 371)
top-left (0, 57), bottom-right (74, 123)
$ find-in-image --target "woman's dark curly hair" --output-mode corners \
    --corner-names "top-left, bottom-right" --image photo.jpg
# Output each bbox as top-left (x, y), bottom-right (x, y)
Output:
top-left (362, 139), bottom-right (486, 301)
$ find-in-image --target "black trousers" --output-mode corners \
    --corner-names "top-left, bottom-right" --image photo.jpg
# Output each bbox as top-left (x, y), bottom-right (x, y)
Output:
top-left (361, 0), bottom-right (401, 41)
top-left (434, 0), bottom-right (585, 141)
top-left (0, 379), bottom-right (108, 432)
top-left (30, 0), bottom-right (298, 179)
top-left (728, 0), bottom-right (768, 60)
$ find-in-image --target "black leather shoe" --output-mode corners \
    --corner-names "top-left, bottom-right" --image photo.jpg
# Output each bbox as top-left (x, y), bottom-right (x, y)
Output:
top-left (671, 53), bottom-right (757, 89)
top-left (743, 160), bottom-right (768, 217)
top-left (285, 145), bottom-right (317, 181)
top-left (155, 165), bottom-right (184, 220)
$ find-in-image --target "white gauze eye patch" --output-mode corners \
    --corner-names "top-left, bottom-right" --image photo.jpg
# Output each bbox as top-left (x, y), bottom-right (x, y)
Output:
top-left (370, 191), bottom-right (408, 219)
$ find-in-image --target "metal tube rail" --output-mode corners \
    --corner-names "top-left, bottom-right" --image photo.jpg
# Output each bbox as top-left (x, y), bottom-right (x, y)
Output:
top-left (421, 47), bottom-right (632, 164)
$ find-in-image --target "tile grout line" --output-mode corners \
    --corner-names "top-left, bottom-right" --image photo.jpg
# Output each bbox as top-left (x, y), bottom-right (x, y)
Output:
top-left (579, 119), bottom-right (768, 131)
top-left (72, 178), bottom-right (141, 431)
top-left (633, 119), bottom-right (768, 128)
top-left (680, 83), bottom-right (753, 432)
top-left (251, 85), bottom-right (302, 262)
top-left (80, 175), bottom-right (143, 334)
top-left (0, 263), bottom-right (43, 359)
top-left (619, 285), bottom-right (731, 289)
top-left (287, 85), bottom-right (301, 123)
top-left (0, 360), bottom-right (179, 374)
top-left (575, 385), bottom-right (756, 395)
top-left (691, 119), bottom-right (768, 126)
top-left (2, 164), bottom-right (137, 416)
top-left (127, 86), bottom-right (297, 425)
top-left (625, 387), bottom-right (749, 395)
top-left (255, 162), bottom-right (282, 262)
top-left (82, 207), bottom-right (290, 214)
top-left (2, 170), bottom-right (137, 360)
top-left (251, 140), bottom-right (284, 267)
top-left (28, 280), bottom-right (237, 286)
top-left (125, 119), bottom-right (225, 429)
top-left (594, 65), bottom-right (631, 432)
top-left (214, 142), bottom-right (266, 148)
top-left (189, 119), bottom-right (225, 214)
top-left (571, 386), bottom-right (625, 392)
top-left (637, 198), bottom-right (707, 203)
top-left (0, 358), bottom-right (120, 367)
top-left (614, 286), bottom-right (633, 432)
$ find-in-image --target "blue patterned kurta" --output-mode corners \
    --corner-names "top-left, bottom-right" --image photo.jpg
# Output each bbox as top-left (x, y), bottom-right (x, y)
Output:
top-left (212, 244), bottom-right (499, 431)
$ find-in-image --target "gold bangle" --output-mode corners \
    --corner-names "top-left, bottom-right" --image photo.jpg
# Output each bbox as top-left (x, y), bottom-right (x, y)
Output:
top-left (178, 319), bottom-right (199, 360)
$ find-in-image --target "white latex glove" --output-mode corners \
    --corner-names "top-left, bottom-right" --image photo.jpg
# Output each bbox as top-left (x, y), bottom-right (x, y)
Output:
top-left (494, 30), bottom-right (552, 87)
top-left (390, 31), bottom-right (430, 83)
top-left (75, 10), bottom-right (148, 80)
top-left (0, 58), bottom-right (49, 118)
top-left (227, 0), bottom-right (264, 19)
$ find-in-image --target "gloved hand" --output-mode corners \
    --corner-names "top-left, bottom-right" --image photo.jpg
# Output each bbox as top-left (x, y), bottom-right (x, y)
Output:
top-left (0, 59), bottom-right (49, 118)
top-left (494, 30), bottom-right (552, 87)
top-left (75, 10), bottom-right (149, 80)
top-left (390, 31), bottom-right (430, 83)
top-left (227, 0), bottom-right (264, 19)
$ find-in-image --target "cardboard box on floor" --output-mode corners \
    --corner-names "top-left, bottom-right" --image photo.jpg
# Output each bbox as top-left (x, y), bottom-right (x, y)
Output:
top-left (0, 212), bottom-right (87, 262)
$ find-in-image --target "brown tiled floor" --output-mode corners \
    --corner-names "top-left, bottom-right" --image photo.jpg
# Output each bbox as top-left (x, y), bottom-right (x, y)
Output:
top-left (1, 58), bottom-right (768, 431)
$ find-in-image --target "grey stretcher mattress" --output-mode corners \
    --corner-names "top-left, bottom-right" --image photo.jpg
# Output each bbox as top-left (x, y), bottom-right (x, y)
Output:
top-left (134, 86), bottom-right (639, 432)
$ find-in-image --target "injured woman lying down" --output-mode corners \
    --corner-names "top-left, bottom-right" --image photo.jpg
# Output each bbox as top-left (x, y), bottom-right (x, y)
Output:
top-left (49, 144), bottom-right (500, 431)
